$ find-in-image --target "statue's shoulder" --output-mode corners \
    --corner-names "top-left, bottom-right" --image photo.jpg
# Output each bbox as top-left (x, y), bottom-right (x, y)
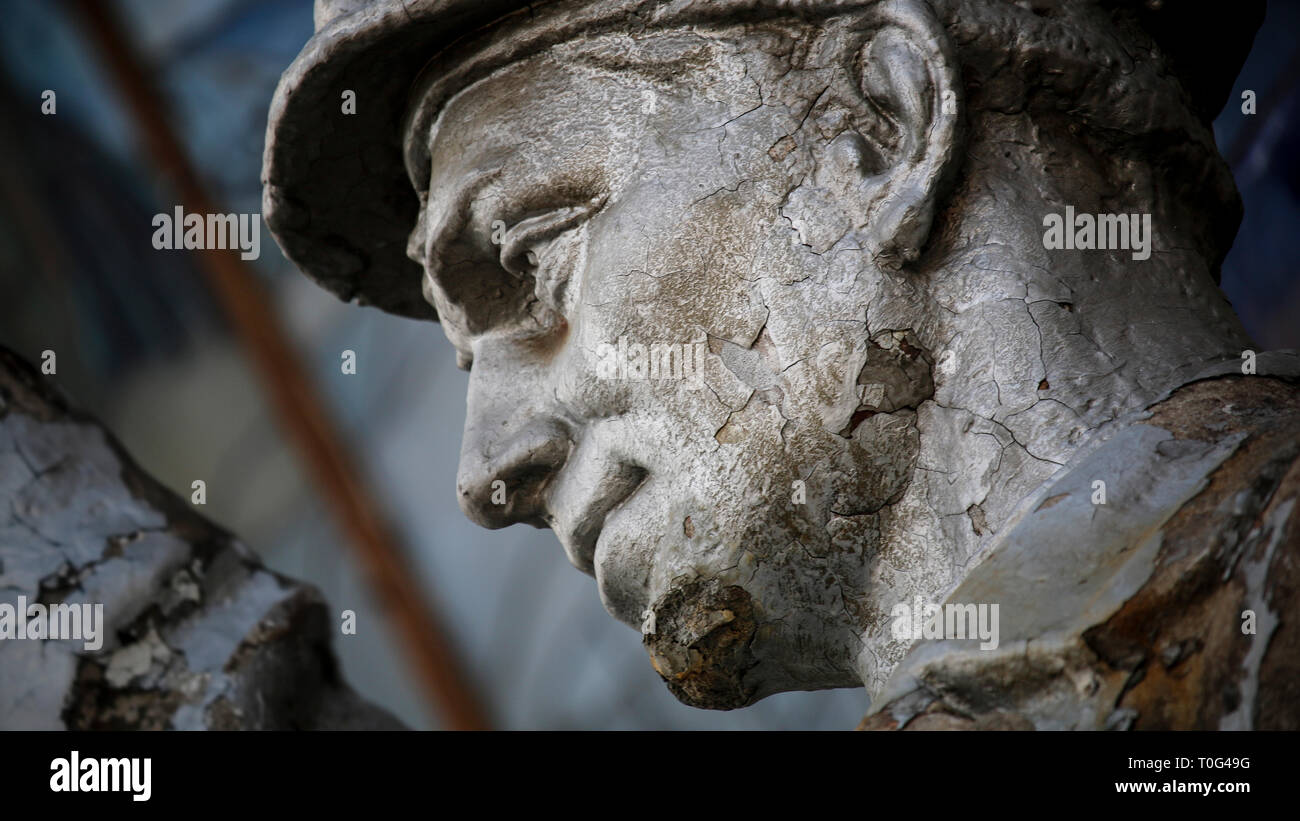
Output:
top-left (862, 357), bottom-right (1300, 730)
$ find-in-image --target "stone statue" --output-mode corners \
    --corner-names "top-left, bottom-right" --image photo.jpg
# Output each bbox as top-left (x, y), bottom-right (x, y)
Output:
top-left (264, 0), bottom-right (1299, 728)
top-left (0, 348), bottom-right (401, 729)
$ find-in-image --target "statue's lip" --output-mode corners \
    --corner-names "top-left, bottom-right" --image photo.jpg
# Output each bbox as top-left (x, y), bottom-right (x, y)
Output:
top-left (548, 460), bottom-right (648, 576)
top-left (589, 497), bottom-right (654, 628)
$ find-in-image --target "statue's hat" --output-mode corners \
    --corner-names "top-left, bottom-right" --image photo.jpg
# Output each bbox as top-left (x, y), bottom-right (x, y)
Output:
top-left (262, 0), bottom-right (1264, 321)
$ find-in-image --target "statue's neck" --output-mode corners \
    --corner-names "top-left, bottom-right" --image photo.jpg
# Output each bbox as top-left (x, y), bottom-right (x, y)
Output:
top-left (852, 156), bottom-right (1252, 695)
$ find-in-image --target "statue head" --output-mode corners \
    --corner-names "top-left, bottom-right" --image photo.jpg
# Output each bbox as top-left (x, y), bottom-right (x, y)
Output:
top-left (264, 0), bottom-right (1263, 707)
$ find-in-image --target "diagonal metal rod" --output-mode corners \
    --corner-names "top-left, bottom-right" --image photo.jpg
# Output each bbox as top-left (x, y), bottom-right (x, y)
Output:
top-left (69, 0), bottom-right (490, 730)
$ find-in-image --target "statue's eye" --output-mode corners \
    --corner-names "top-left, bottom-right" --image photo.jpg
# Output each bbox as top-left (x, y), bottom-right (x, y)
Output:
top-left (496, 196), bottom-right (605, 279)
top-left (496, 195), bottom-right (606, 313)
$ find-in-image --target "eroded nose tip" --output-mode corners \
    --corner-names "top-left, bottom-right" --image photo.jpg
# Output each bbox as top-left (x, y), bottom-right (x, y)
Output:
top-left (457, 419), bottom-right (571, 529)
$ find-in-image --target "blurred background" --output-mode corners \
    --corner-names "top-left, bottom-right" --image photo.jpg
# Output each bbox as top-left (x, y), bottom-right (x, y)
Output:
top-left (0, 0), bottom-right (1295, 730)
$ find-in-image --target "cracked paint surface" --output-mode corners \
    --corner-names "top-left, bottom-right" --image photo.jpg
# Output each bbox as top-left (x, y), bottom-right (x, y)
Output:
top-left (261, 0), bottom-right (1287, 721)
top-left (392, 3), bottom-right (1271, 708)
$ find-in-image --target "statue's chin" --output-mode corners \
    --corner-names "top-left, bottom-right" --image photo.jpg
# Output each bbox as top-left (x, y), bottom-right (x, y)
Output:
top-left (641, 577), bottom-right (761, 710)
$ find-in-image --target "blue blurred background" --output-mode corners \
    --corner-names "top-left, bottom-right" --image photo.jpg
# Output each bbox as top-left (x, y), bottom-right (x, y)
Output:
top-left (0, 0), bottom-right (1295, 729)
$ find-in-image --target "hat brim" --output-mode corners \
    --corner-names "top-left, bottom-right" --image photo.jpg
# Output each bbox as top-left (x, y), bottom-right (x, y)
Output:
top-left (262, 0), bottom-right (534, 321)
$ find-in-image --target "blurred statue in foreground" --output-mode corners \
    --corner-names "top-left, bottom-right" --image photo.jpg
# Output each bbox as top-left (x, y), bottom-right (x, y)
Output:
top-left (0, 349), bottom-right (400, 729)
top-left (264, 0), bottom-right (1299, 728)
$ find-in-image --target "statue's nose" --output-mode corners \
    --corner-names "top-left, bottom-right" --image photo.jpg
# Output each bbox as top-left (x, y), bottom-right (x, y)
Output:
top-left (456, 413), bottom-right (571, 530)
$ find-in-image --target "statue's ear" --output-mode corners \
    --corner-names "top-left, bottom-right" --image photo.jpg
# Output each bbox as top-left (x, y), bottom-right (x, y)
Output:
top-left (830, 0), bottom-right (962, 268)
